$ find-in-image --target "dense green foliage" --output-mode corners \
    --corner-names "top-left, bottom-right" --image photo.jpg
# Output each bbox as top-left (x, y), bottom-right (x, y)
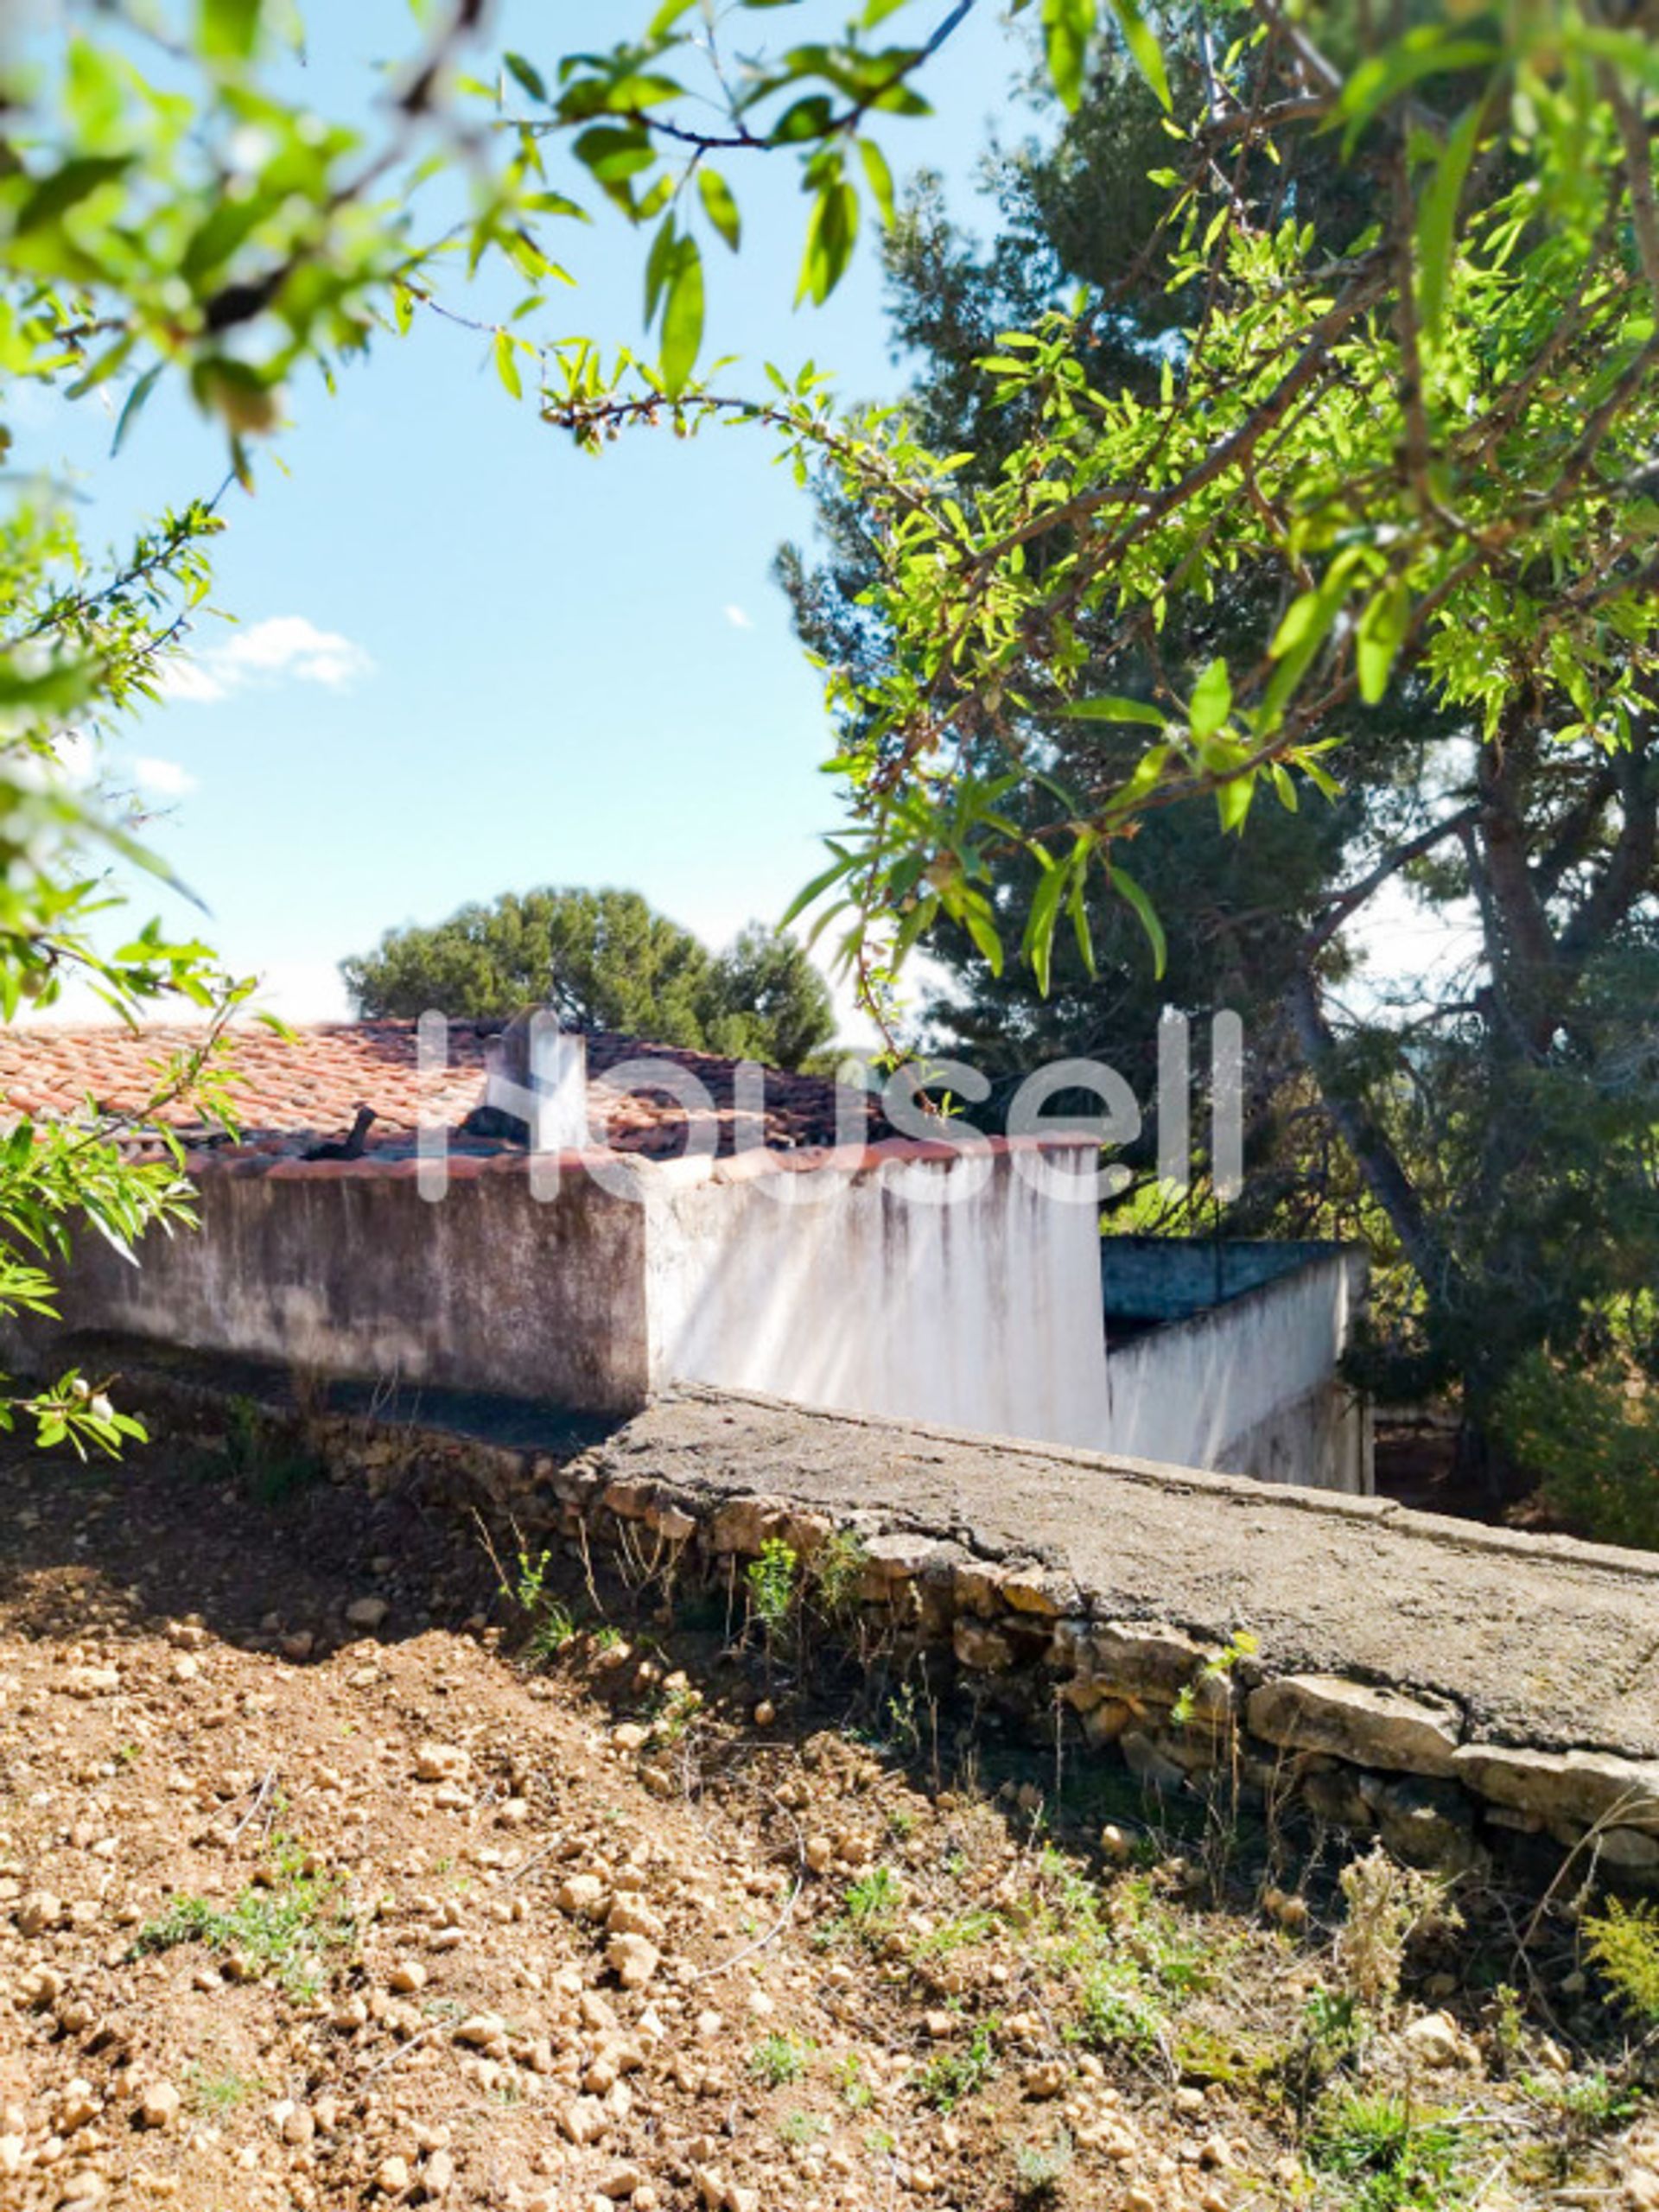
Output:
top-left (769, 4), bottom-right (1659, 1506)
top-left (341, 889), bottom-right (835, 1069)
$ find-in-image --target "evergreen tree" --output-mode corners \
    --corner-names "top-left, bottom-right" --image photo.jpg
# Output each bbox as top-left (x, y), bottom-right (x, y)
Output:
top-left (341, 889), bottom-right (836, 1071)
top-left (781, 26), bottom-right (1659, 1513)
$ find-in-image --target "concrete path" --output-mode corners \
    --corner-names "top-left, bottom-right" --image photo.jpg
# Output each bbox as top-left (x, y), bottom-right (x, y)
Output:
top-left (595, 1388), bottom-right (1659, 1761)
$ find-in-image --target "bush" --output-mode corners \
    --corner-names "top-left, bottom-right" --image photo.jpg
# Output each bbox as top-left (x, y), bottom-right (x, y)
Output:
top-left (1584, 1898), bottom-right (1659, 2024)
top-left (1497, 1353), bottom-right (1659, 1551)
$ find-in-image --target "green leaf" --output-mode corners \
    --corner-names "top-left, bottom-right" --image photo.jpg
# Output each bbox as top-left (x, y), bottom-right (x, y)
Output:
top-left (659, 233), bottom-right (704, 397)
top-left (1336, 29), bottom-right (1499, 152)
top-left (1065, 694), bottom-right (1166, 727)
top-left (504, 51), bottom-right (549, 103)
top-left (798, 178), bottom-right (859, 305)
top-left (1021, 850), bottom-right (1071, 995)
top-left (1041, 0), bottom-right (1095, 112)
top-left (1355, 581), bottom-right (1411, 705)
top-left (198, 0), bottom-right (262, 62)
top-left (1104, 0), bottom-right (1170, 112)
top-left (1572, 24), bottom-right (1659, 96)
top-left (574, 125), bottom-right (656, 191)
top-left (963, 906), bottom-right (1003, 975)
top-left (1216, 770), bottom-right (1255, 836)
top-left (111, 363), bottom-right (163, 456)
top-left (697, 167), bottom-right (741, 251)
top-left (857, 137), bottom-right (896, 227)
top-left (1109, 862), bottom-right (1166, 977)
top-left (645, 212), bottom-right (677, 323)
top-left (493, 327), bottom-right (523, 400)
top-left (1262, 553), bottom-right (1359, 730)
top-left (13, 155), bottom-right (132, 235)
top-left (1415, 105), bottom-right (1481, 342)
top-left (783, 846), bottom-right (860, 928)
top-left (1188, 658), bottom-right (1232, 740)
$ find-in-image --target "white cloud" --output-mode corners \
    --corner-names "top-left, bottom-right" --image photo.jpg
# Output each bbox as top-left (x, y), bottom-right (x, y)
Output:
top-left (156, 657), bottom-right (231, 705)
top-left (158, 615), bottom-right (374, 706)
top-left (132, 755), bottom-right (198, 798)
top-left (723, 604), bottom-right (753, 631)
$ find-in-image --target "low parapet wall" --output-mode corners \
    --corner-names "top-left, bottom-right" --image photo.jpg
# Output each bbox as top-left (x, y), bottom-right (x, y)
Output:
top-left (14, 1137), bottom-right (1108, 1446)
top-left (70, 1344), bottom-right (1659, 1891)
top-left (1101, 1243), bottom-right (1370, 1491)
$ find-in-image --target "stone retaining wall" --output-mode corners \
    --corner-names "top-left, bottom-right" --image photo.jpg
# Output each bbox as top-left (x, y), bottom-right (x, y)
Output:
top-left (96, 1347), bottom-right (1659, 1896)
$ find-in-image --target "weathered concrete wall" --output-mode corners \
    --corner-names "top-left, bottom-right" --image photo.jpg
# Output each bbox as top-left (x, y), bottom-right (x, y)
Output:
top-left (1100, 1245), bottom-right (1370, 1491)
top-left (16, 1136), bottom-right (1362, 1486)
top-left (644, 1145), bottom-right (1110, 1450)
top-left (16, 1156), bottom-right (655, 1414)
top-left (1220, 1374), bottom-right (1372, 1495)
top-left (16, 1141), bottom-right (1111, 1447)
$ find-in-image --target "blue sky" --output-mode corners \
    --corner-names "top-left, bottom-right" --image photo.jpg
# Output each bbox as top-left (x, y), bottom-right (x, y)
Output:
top-left (36, 0), bottom-right (1038, 1033)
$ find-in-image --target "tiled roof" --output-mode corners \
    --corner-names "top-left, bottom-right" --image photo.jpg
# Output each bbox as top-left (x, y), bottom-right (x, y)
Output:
top-left (0, 1020), bottom-right (883, 1160)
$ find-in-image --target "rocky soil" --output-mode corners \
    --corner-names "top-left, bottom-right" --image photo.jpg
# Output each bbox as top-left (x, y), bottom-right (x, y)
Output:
top-left (1, 1432), bottom-right (1656, 2211)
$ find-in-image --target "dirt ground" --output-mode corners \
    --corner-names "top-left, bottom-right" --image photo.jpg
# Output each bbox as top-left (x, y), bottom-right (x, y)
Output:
top-left (2, 1431), bottom-right (1656, 2212)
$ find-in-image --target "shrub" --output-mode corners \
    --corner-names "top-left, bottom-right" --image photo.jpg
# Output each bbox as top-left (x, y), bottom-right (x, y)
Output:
top-left (1584, 1898), bottom-right (1659, 2024)
top-left (1497, 1352), bottom-right (1659, 1550)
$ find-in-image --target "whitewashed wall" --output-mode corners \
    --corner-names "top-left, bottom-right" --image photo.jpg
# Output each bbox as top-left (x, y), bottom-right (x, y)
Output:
top-left (645, 1147), bottom-right (1111, 1449)
top-left (1100, 1247), bottom-right (1370, 1491)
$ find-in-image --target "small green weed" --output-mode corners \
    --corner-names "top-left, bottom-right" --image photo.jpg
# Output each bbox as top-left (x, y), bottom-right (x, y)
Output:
top-left (1013, 2126), bottom-right (1074, 2202)
top-left (1309, 2091), bottom-right (1478, 2212)
top-left (749, 2033), bottom-right (813, 2088)
top-left (845, 1864), bottom-right (899, 1934)
top-left (779, 2110), bottom-right (830, 2146)
top-left (912, 1909), bottom-right (998, 1961)
top-left (837, 2053), bottom-right (873, 2110)
top-left (185, 2064), bottom-right (262, 2115)
top-left (133, 1844), bottom-right (351, 1995)
top-left (1072, 1955), bottom-right (1164, 2053)
top-left (505, 1546), bottom-right (552, 1615)
top-left (528, 1599), bottom-right (578, 1664)
top-left (811, 1529), bottom-right (867, 1623)
top-left (915, 2019), bottom-right (999, 2112)
top-left (1171, 1627), bottom-right (1258, 1727)
top-left (1522, 2067), bottom-right (1641, 2133)
top-left (747, 1538), bottom-right (799, 1647)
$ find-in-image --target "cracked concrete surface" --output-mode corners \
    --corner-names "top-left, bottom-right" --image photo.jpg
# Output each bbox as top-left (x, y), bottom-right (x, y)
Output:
top-left (594, 1388), bottom-right (1659, 1760)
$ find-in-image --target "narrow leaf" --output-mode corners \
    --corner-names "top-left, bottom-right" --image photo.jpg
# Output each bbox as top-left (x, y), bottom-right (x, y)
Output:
top-left (696, 167), bottom-right (741, 251)
top-left (1414, 105), bottom-right (1480, 342)
top-left (659, 234), bottom-right (704, 397)
top-left (1105, 0), bottom-right (1171, 111)
top-left (1109, 862), bottom-right (1166, 977)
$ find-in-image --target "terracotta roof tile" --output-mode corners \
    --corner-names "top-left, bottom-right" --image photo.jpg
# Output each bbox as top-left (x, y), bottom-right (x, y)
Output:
top-left (0, 1019), bottom-right (884, 1160)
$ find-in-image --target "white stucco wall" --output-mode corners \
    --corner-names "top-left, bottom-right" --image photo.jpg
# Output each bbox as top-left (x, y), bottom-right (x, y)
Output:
top-left (643, 1145), bottom-right (1111, 1450)
top-left (1099, 1247), bottom-right (1370, 1491)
